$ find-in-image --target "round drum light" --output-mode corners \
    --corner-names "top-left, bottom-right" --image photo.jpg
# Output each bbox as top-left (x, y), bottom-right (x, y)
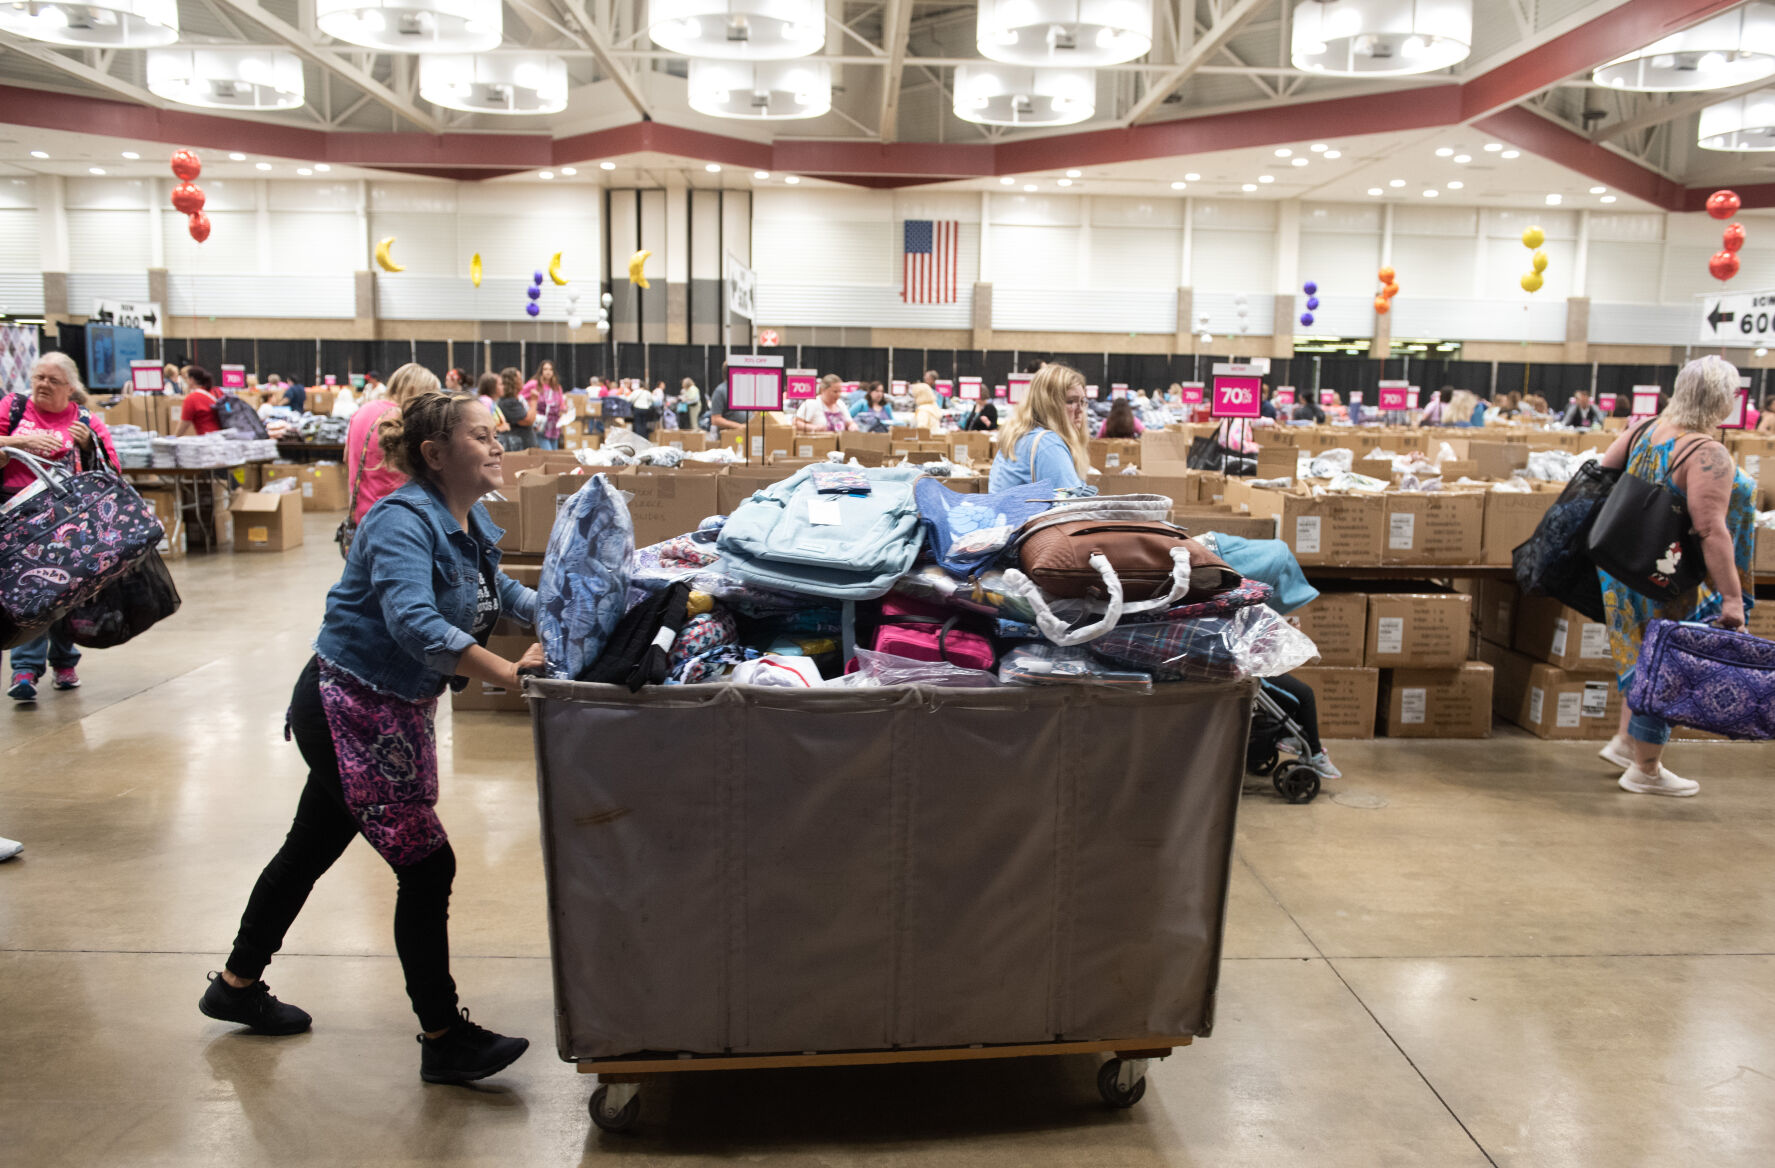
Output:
top-left (687, 58), bottom-right (831, 119)
top-left (953, 64), bottom-right (1095, 127)
top-left (1698, 90), bottom-right (1775, 150)
top-left (0, 0), bottom-right (178, 46)
top-left (315, 0), bottom-right (502, 53)
top-left (1292, 0), bottom-right (1471, 77)
top-left (1596, 3), bottom-right (1775, 92)
top-left (976, 0), bottom-right (1151, 67)
top-left (420, 54), bottom-right (567, 114)
top-left (147, 49), bottom-right (306, 111)
top-left (647, 0), bottom-right (824, 60)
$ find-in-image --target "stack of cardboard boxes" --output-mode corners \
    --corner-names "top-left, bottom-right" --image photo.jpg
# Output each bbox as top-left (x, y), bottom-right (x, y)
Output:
top-left (1471, 581), bottom-right (1622, 741)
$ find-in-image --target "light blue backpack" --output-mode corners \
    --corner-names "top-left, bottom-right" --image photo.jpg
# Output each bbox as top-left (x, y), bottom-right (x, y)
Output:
top-left (717, 465), bottom-right (925, 600)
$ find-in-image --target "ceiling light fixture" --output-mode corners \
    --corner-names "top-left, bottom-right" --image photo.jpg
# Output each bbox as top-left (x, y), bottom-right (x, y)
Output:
top-left (953, 63), bottom-right (1095, 126)
top-left (420, 53), bottom-right (568, 114)
top-left (1446, 180), bottom-right (1462, 189)
top-left (1292, 0), bottom-right (1472, 76)
top-left (255, 162), bottom-right (272, 171)
top-left (1423, 188), bottom-right (1438, 197)
top-left (147, 48), bottom-right (306, 111)
top-left (316, 0), bottom-right (502, 53)
top-left (1500, 149), bottom-right (1520, 158)
top-left (1258, 174), bottom-right (1275, 183)
top-left (1435, 146), bottom-right (1454, 156)
top-left (1389, 178), bottom-right (1405, 187)
top-left (1000, 176), bottom-right (1016, 185)
top-left (1066, 168), bottom-right (1081, 177)
top-left (1023, 183), bottom-right (1037, 191)
top-left (1367, 187), bottom-right (1383, 195)
top-left (706, 163), bottom-right (722, 172)
top-left (1322, 149), bottom-right (1341, 159)
top-left (1595, 3), bottom-right (1775, 91)
top-left (1588, 185), bottom-right (1606, 194)
top-left (1545, 193), bottom-right (1561, 205)
top-left (1184, 172), bottom-right (1200, 181)
top-left (1057, 177), bottom-right (1072, 186)
top-left (30, 150), bottom-right (48, 159)
top-left (1483, 142), bottom-right (1502, 151)
top-left (784, 174), bottom-right (800, 183)
top-left (688, 58), bottom-right (832, 119)
top-left (1292, 157), bottom-right (1308, 167)
top-left (1275, 147), bottom-right (1293, 157)
top-left (1698, 91), bottom-right (1775, 150)
top-left (560, 167), bottom-right (577, 175)
top-left (1170, 180), bottom-right (1186, 189)
top-left (648, 0), bottom-right (824, 60)
top-left (314, 163), bottom-right (330, 171)
top-left (121, 151), bottom-right (139, 159)
top-left (1242, 183), bottom-right (1257, 191)
top-left (976, 0), bottom-right (1152, 67)
top-left (600, 161), bottom-right (617, 170)
top-left (229, 152), bottom-right (247, 161)
top-left (1452, 153), bottom-right (1470, 163)
top-left (297, 167), bottom-right (313, 175)
top-left (539, 170), bottom-right (555, 180)
top-left (754, 170), bottom-right (770, 179)
top-left (1310, 142), bottom-right (1328, 152)
top-left (88, 167), bottom-right (106, 175)
top-left (1600, 195), bottom-right (1616, 203)
top-left (0, 0), bottom-right (178, 46)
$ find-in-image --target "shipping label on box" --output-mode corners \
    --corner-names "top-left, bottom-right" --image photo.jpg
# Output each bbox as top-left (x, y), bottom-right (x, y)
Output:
top-left (1286, 591), bottom-right (1368, 667)
top-left (1247, 487), bottom-right (1384, 566)
top-left (1513, 594), bottom-right (1613, 671)
top-left (1291, 666), bottom-right (1379, 740)
top-left (1381, 492), bottom-right (1486, 565)
top-left (229, 491), bottom-right (303, 551)
top-left (1366, 593), bottom-right (1471, 668)
top-left (1380, 663), bottom-right (1494, 738)
top-left (1088, 439), bottom-right (1141, 472)
top-left (794, 434), bottom-right (839, 461)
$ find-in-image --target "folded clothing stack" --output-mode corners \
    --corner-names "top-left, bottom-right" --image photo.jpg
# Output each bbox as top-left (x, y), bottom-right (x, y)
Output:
top-left (108, 425), bottom-right (154, 469)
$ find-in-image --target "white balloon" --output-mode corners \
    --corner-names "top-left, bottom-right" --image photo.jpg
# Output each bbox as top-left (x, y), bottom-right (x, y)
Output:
top-left (1200, 332), bottom-right (1213, 344)
top-left (597, 307), bottom-right (609, 321)
top-left (567, 316), bottom-right (582, 330)
top-left (596, 319), bottom-right (611, 331)
top-left (1233, 294), bottom-right (1247, 306)
top-left (1236, 306), bottom-right (1249, 318)
top-left (565, 290), bottom-right (581, 304)
top-left (600, 292), bottom-right (614, 307)
top-left (1196, 310), bottom-right (1211, 323)
top-left (1239, 322), bottom-right (1250, 333)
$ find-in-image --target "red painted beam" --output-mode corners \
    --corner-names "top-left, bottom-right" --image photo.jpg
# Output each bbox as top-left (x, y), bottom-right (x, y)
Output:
top-left (768, 139), bottom-right (993, 179)
top-left (1473, 106), bottom-right (1686, 210)
top-left (1680, 182), bottom-right (1775, 212)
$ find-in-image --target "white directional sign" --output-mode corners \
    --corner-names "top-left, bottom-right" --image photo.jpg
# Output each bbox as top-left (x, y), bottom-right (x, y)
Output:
top-left (1699, 289), bottom-right (1775, 345)
top-left (92, 299), bottom-right (163, 337)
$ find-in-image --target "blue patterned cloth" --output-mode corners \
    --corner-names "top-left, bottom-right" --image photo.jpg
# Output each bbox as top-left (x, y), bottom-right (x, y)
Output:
top-left (538, 473), bottom-right (634, 680)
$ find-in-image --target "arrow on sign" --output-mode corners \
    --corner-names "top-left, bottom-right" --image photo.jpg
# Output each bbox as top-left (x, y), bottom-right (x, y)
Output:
top-left (142, 310), bottom-right (158, 327)
top-left (1708, 303), bottom-right (1735, 331)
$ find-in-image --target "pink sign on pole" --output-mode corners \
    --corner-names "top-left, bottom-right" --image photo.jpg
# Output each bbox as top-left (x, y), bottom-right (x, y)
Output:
top-left (936, 379), bottom-right (953, 397)
top-left (1377, 385), bottom-right (1410, 411)
top-left (785, 369), bottom-right (818, 399)
top-left (1273, 387), bottom-right (1296, 406)
top-left (1111, 383), bottom-right (1129, 399)
top-left (1320, 390), bottom-right (1338, 406)
top-left (220, 364), bottom-right (246, 390)
top-left (129, 360), bottom-right (163, 393)
top-left (1722, 386), bottom-right (1751, 429)
top-left (1008, 373), bottom-right (1032, 404)
top-left (1086, 384), bottom-right (1100, 399)
top-left (1631, 387), bottom-right (1660, 417)
top-left (1599, 393), bottom-right (1617, 413)
top-left (957, 376), bottom-right (982, 400)
top-left (324, 375), bottom-right (337, 386)
top-left (1406, 387), bottom-right (1421, 409)
top-left (1178, 382), bottom-right (1205, 404)
top-left (1211, 376), bottom-right (1263, 419)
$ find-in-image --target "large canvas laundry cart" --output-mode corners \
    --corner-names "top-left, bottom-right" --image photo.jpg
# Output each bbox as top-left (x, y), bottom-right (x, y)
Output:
top-left (527, 677), bottom-right (1255, 1133)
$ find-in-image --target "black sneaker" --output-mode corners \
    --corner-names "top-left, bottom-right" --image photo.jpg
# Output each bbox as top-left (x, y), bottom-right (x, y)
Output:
top-left (418, 1009), bottom-right (529, 1084)
top-left (199, 971), bottom-right (313, 1035)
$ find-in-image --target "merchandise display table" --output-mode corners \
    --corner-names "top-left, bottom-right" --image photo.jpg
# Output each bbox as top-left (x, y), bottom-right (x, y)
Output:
top-left (120, 466), bottom-right (237, 550)
top-left (528, 677), bottom-right (1254, 1131)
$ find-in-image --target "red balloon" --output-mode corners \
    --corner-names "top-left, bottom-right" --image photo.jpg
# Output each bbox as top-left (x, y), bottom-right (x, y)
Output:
top-left (1707, 189), bottom-right (1741, 220)
top-left (170, 149), bottom-right (202, 182)
top-left (1723, 222), bottom-right (1746, 253)
top-left (170, 182), bottom-right (205, 215)
top-left (1374, 295), bottom-right (1391, 314)
top-left (1709, 250), bottom-right (1740, 281)
top-left (188, 212), bottom-right (211, 243)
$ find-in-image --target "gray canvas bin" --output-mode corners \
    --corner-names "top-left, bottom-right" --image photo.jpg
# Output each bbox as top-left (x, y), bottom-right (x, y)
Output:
top-left (528, 678), bottom-right (1254, 1061)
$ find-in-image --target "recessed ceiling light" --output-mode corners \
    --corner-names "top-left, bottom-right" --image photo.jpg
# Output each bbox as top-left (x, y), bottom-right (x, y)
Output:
top-left (1423, 188), bottom-right (1439, 197)
top-left (1065, 168), bottom-right (1081, 178)
top-left (754, 170), bottom-right (770, 179)
top-left (1291, 157), bottom-right (1308, 167)
top-left (600, 161), bottom-right (616, 171)
top-left (560, 167), bottom-right (577, 176)
top-left (255, 162), bottom-right (272, 171)
top-left (1389, 178), bottom-right (1406, 187)
top-left (1545, 193), bottom-right (1561, 205)
top-left (229, 152), bottom-right (246, 161)
top-left (1000, 176), bottom-right (1015, 185)
top-left (1368, 187), bottom-right (1383, 195)
top-left (1310, 143), bottom-right (1328, 152)
top-left (121, 151), bottom-right (139, 160)
top-left (1588, 185), bottom-right (1605, 194)
top-left (705, 163), bottom-right (721, 173)
top-left (1258, 174), bottom-right (1274, 183)
top-left (1057, 178), bottom-right (1072, 187)
top-left (540, 170), bottom-right (555, 180)
top-left (1184, 172), bottom-right (1200, 181)
top-left (88, 167), bottom-right (105, 175)
top-left (1453, 154), bottom-right (1471, 163)
top-left (1600, 194), bottom-right (1617, 203)
top-left (297, 167), bottom-right (312, 176)
top-left (1435, 147), bottom-right (1454, 157)
top-left (785, 175), bottom-right (800, 184)
top-left (1447, 180), bottom-right (1463, 189)
top-left (1275, 147), bottom-right (1292, 157)
top-left (29, 150), bottom-right (47, 159)
top-left (1322, 149), bottom-right (1341, 159)
top-left (1501, 149), bottom-right (1520, 159)
top-left (1484, 142), bottom-right (1503, 152)
top-left (1023, 184), bottom-right (1037, 191)
top-left (314, 163), bottom-right (330, 172)
top-left (1241, 183), bottom-right (1258, 192)
top-left (1170, 180), bottom-right (1186, 190)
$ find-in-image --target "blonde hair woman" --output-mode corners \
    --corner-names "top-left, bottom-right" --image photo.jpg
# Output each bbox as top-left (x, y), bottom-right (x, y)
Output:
top-left (346, 362), bottom-right (441, 526)
top-left (989, 363), bottom-right (1092, 492)
top-left (910, 382), bottom-right (944, 433)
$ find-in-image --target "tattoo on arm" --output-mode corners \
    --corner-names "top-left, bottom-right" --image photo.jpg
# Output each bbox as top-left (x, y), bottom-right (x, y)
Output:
top-left (1695, 445), bottom-right (1734, 481)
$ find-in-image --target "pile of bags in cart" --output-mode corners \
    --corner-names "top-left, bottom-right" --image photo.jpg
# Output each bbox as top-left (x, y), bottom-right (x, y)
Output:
top-left (534, 465), bottom-right (1318, 690)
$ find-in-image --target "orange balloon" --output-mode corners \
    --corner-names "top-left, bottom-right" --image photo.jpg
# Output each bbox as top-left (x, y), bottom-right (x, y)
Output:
top-left (1374, 295), bottom-right (1391, 314)
top-left (1378, 266), bottom-right (1396, 284)
top-left (1384, 282), bottom-right (1400, 298)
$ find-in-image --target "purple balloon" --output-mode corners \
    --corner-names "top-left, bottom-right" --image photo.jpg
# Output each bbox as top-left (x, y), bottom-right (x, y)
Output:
top-left (1306, 296), bottom-right (1320, 310)
top-left (525, 302), bottom-right (541, 317)
top-left (1303, 281), bottom-right (1318, 295)
top-left (533, 270), bottom-right (545, 285)
top-left (526, 285), bottom-right (542, 300)
top-left (1299, 312), bottom-right (1315, 327)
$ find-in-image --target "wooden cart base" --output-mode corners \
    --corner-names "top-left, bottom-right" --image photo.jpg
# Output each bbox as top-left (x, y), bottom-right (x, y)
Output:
top-left (576, 1036), bottom-right (1193, 1132)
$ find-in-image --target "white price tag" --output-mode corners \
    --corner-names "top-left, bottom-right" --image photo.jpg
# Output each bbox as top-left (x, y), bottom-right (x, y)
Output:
top-left (670, 440), bottom-right (684, 450)
top-left (1401, 688), bottom-right (1427, 725)
top-left (1106, 452), bottom-right (1121, 468)
top-left (1529, 686), bottom-right (1545, 725)
top-left (1377, 617), bottom-right (1405, 657)
top-left (1497, 601), bottom-right (1512, 630)
top-left (1388, 512), bottom-right (1416, 551)
top-left (798, 443), bottom-right (814, 459)
top-left (807, 497), bottom-right (843, 526)
top-left (953, 444), bottom-right (969, 462)
top-left (302, 482), bottom-right (314, 498)
top-left (1556, 692), bottom-right (1582, 728)
top-left (1295, 515), bottom-right (1322, 554)
top-left (1579, 624), bottom-right (1609, 659)
top-left (1582, 681), bottom-right (1611, 718)
top-left (1551, 617), bottom-right (1570, 658)
top-left (750, 436), bottom-right (764, 456)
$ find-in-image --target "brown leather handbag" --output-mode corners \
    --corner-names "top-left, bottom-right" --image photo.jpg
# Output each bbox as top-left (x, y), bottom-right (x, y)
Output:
top-left (1018, 520), bottom-right (1239, 602)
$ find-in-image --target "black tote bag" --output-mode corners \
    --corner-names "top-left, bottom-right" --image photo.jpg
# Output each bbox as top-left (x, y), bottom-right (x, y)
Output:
top-left (1586, 435), bottom-right (1710, 603)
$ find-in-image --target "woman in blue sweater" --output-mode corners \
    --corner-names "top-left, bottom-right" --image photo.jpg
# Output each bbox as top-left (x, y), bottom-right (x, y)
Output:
top-left (988, 363), bottom-right (1093, 492)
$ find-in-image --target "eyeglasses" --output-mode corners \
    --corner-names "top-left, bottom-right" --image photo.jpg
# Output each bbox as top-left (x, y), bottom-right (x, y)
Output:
top-left (1064, 397), bottom-right (1087, 410)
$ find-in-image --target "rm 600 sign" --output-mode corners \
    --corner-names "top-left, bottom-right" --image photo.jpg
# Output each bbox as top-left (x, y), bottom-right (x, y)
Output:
top-left (1701, 291), bottom-right (1775, 346)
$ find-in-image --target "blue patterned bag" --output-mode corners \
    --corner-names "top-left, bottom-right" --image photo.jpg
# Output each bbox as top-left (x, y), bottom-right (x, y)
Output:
top-left (913, 477), bottom-right (1059, 576)
top-left (1627, 620), bottom-right (1775, 741)
top-left (537, 473), bottom-right (634, 680)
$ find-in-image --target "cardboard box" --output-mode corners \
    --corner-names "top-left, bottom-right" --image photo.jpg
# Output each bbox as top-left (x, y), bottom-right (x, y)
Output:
top-left (307, 389), bottom-right (335, 416)
top-left (1088, 439), bottom-right (1141, 472)
top-left (1172, 510), bottom-right (1277, 540)
top-left (662, 431), bottom-right (708, 453)
top-left (1379, 491), bottom-right (1486, 565)
top-left (1366, 593), bottom-right (1471, 669)
top-left (1097, 472), bottom-right (1195, 509)
top-left (1749, 601), bottom-right (1775, 641)
top-left (1481, 642), bottom-right (1620, 741)
top-left (1379, 663), bottom-right (1494, 738)
top-left (1286, 591), bottom-right (1368, 667)
top-left (479, 493), bottom-right (523, 553)
top-left (838, 431), bottom-right (892, 459)
top-left (1291, 666), bottom-right (1380, 740)
top-left (502, 561), bottom-right (542, 591)
top-left (1244, 486), bottom-right (1385, 566)
top-left (1448, 440), bottom-right (1530, 481)
top-left (613, 468), bottom-right (721, 548)
top-left (791, 434), bottom-right (840, 461)
top-left (292, 464), bottom-right (347, 512)
top-left (140, 488), bottom-right (185, 559)
top-left (449, 635), bottom-right (532, 713)
top-left (1255, 444), bottom-right (1296, 481)
top-left (719, 466), bottom-right (795, 514)
top-left (1476, 578), bottom-right (1519, 647)
top-left (1141, 430), bottom-right (1194, 465)
top-left (946, 432), bottom-right (992, 466)
top-left (1480, 486), bottom-right (1559, 565)
top-left (1757, 529), bottom-right (1775, 577)
top-left (1512, 594), bottom-right (1613, 672)
top-left (514, 468), bottom-right (598, 554)
top-left (229, 490), bottom-right (303, 551)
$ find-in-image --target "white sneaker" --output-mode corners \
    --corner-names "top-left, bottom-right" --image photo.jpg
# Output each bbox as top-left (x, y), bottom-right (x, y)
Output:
top-left (1598, 735), bottom-right (1635, 771)
top-left (1304, 751), bottom-right (1343, 779)
top-left (1618, 764), bottom-right (1699, 798)
top-left (0, 836), bottom-right (21, 862)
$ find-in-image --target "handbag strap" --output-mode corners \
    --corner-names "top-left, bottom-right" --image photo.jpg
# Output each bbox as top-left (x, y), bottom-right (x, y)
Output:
top-left (343, 407), bottom-right (381, 522)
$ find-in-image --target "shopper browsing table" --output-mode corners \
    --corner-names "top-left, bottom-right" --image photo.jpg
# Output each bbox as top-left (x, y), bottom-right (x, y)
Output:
top-left (794, 375), bottom-right (857, 433)
top-left (345, 363), bottom-right (440, 526)
top-left (850, 382), bottom-right (894, 430)
top-left (495, 367), bottom-right (536, 451)
top-left (174, 365), bottom-right (222, 436)
top-left (525, 361), bottom-right (567, 450)
top-left (1562, 390), bottom-right (1606, 430)
top-left (204, 392), bottom-right (541, 1083)
top-left (989, 363), bottom-right (1092, 492)
top-left (3, 353), bottom-right (121, 702)
top-left (1595, 356), bottom-right (1756, 798)
top-left (1097, 397), bottom-right (1144, 438)
top-left (911, 382), bottom-right (944, 432)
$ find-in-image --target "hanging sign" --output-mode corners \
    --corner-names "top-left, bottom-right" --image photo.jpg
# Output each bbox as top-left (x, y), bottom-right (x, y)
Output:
top-left (1086, 384), bottom-right (1100, 399)
top-left (1351, 391), bottom-right (1364, 405)
top-left (129, 360), bottom-right (164, 392)
top-left (1111, 383), bottom-right (1129, 399)
top-left (1377, 380), bottom-right (1410, 411)
top-left (1210, 363), bottom-right (1262, 419)
top-left (1599, 393), bottom-right (1617, 413)
top-left (725, 253), bottom-right (756, 321)
top-left (1407, 386), bottom-right (1421, 409)
top-left (1722, 379), bottom-right (1752, 429)
top-left (1274, 386), bottom-right (1296, 406)
top-left (220, 364), bottom-right (246, 390)
top-left (785, 369), bottom-right (818, 399)
top-left (1631, 385), bottom-right (1660, 418)
top-left (1699, 289), bottom-right (1775, 344)
top-left (1320, 389), bottom-right (1338, 406)
top-left (935, 379), bottom-right (953, 397)
top-left (93, 298), bottom-right (163, 337)
top-left (1008, 373), bottom-right (1032, 404)
top-left (725, 354), bottom-right (785, 411)
top-left (958, 376), bottom-right (982, 400)
top-left (1178, 382), bottom-right (1205, 404)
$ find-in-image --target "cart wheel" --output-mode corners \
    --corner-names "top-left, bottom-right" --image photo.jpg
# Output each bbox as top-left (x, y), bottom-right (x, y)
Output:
top-left (1097, 1058), bottom-right (1148, 1109)
top-left (1273, 763), bottom-right (1321, 805)
top-left (589, 1084), bottom-right (641, 1133)
top-left (1254, 748), bottom-right (1279, 777)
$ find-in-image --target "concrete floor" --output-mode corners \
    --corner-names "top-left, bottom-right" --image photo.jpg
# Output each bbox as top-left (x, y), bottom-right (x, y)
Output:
top-left (3, 511), bottom-right (1773, 1167)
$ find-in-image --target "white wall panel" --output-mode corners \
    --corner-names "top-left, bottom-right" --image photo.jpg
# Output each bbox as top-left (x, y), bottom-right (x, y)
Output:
top-left (1190, 228), bottom-right (1275, 292)
top-left (0, 177), bottom-right (37, 210)
top-left (1589, 211), bottom-right (1664, 243)
top-left (169, 274), bottom-right (355, 317)
top-left (460, 208), bottom-right (597, 282)
top-left (1299, 231), bottom-right (1380, 295)
top-left (1301, 202), bottom-right (1382, 233)
top-left (893, 191), bottom-right (983, 223)
top-left (369, 182), bottom-right (457, 214)
top-left (269, 181), bottom-right (360, 213)
top-left (1585, 240), bottom-right (1662, 301)
top-left (67, 273), bottom-right (149, 310)
top-left (1484, 207), bottom-right (1576, 240)
top-left (67, 209), bottom-right (152, 272)
top-left (985, 224), bottom-right (1079, 287)
top-left (64, 177), bottom-right (155, 210)
top-left (665, 188), bottom-right (689, 283)
top-left (1391, 234), bottom-right (1474, 297)
top-left (639, 189), bottom-right (667, 267)
top-left (995, 288), bottom-right (1177, 333)
top-left (377, 275), bottom-right (572, 322)
top-left (1090, 225), bottom-right (1181, 290)
top-left (1660, 212), bottom-right (1775, 302)
top-left (1090, 197), bottom-right (1185, 229)
top-left (162, 210), bottom-right (257, 273)
top-left (989, 192), bottom-right (1082, 227)
top-left (1393, 204), bottom-right (1478, 236)
top-left (754, 217), bottom-right (893, 283)
top-left (1191, 291), bottom-right (1276, 337)
top-left (1191, 198), bottom-right (1277, 231)
top-left (0, 208), bottom-right (39, 269)
top-left (756, 188), bottom-right (891, 223)
top-left (269, 212), bottom-right (361, 274)
top-left (755, 283), bottom-right (973, 329)
top-left (0, 273), bottom-right (44, 314)
top-left (690, 190), bottom-right (721, 280)
top-left (1588, 302), bottom-right (1693, 345)
top-left (722, 191), bottom-right (750, 268)
top-left (1391, 298), bottom-right (1567, 342)
top-left (1291, 294), bottom-right (1376, 339)
top-left (366, 211), bottom-right (454, 276)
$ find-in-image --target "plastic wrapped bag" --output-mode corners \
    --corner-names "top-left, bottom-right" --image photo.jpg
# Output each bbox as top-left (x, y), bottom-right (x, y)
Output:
top-left (998, 643), bottom-right (1153, 692)
top-left (538, 474), bottom-right (634, 680)
top-left (831, 647), bottom-right (1001, 688)
top-left (1088, 605), bottom-right (1318, 683)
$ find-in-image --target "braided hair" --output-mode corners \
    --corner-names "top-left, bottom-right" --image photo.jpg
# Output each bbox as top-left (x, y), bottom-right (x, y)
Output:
top-left (378, 390), bottom-right (475, 483)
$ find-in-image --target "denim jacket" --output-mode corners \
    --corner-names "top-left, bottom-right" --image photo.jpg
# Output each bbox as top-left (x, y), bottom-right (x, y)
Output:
top-left (315, 479), bottom-right (538, 702)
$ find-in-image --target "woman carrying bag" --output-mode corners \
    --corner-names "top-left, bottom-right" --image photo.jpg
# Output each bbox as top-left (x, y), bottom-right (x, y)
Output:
top-left (338, 363), bottom-right (440, 559)
top-left (1592, 356), bottom-right (1757, 798)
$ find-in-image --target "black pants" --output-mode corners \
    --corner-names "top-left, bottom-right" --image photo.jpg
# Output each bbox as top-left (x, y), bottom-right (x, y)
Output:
top-left (1268, 673), bottom-right (1323, 756)
top-left (227, 658), bottom-right (460, 1032)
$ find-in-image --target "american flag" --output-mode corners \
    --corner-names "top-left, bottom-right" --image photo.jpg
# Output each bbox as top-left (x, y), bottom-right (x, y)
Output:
top-left (902, 219), bottom-right (958, 304)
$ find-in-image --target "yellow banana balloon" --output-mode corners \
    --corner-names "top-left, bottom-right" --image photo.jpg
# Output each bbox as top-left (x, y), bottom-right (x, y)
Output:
top-left (1532, 248), bottom-right (1549, 273)
top-left (548, 250), bottom-right (569, 285)
top-left (470, 252), bottom-right (482, 287)
top-left (628, 248), bottom-right (651, 289)
top-left (374, 236), bottom-right (404, 273)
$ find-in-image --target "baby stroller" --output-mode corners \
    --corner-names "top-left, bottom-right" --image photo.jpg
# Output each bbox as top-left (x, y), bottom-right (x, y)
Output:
top-left (1247, 679), bottom-right (1322, 804)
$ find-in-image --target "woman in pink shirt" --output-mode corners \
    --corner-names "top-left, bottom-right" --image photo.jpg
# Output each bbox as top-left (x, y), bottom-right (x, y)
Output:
top-left (345, 363), bottom-right (440, 526)
top-left (523, 361), bottom-right (567, 450)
